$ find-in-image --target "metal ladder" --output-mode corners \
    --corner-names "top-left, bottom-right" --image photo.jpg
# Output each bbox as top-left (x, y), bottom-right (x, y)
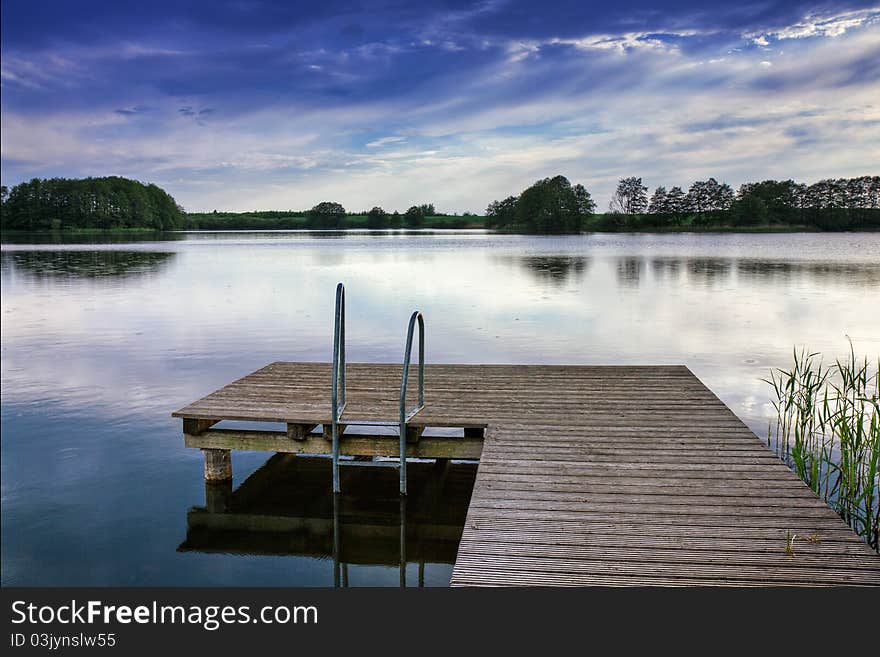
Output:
top-left (330, 283), bottom-right (424, 495)
top-left (332, 494), bottom-right (411, 587)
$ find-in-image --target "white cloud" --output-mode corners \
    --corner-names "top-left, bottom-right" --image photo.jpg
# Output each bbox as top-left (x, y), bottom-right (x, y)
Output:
top-left (365, 136), bottom-right (407, 148)
top-left (118, 42), bottom-right (189, 59)
top-left (505, 40), bottom-right (540, 63)
top-left (746, 7), bottom-right (880, 43)
top-left (549, 30), bottom-right (699, 54)
top-left (217, 152), bottom-right (319, 171)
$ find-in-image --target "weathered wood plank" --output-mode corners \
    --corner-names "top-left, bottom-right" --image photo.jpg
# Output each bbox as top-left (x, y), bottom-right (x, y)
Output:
top-left (471, 487), bottom-right (826, 507)
top-left (455, 541), bottom-right (880, 573)
top-left (451, 554), bottom-right (880, 585)
top-left (449, 568), bottom-right (874, 587)
top-left (185, 429), bottom-right (484, 459)
top-left (453, 528), bottom-right (876, 556)
top-left (461, 517), bottom-right (867, 543)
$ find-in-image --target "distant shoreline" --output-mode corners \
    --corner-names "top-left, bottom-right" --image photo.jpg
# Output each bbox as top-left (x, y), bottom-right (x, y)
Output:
top-left (5, 176), bottom-right (877, 233)
top-left (3, 225), bottom-right (879, 240)
top-left (182, 213), bottom-right (486, 230)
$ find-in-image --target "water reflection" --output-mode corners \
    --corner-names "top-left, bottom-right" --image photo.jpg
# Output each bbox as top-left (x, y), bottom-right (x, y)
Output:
top-left (178, 455), bottom-right (476, 587)
top-left (686, 258), bottom-right (733, 286)
top-left (1, 250), bottom-right (175, 280)
top-left (300, 231), bottom-right (348, 240)
top-left (644, 256), bottom-right (880, 287)
top-left (515, 256), bottom-right (591, 286)
top-left (0, 230), bottom-right (184, 245)
top-left (181, 229), bottom-right (488, 242)
top-left (616, 257), bottom-right (643, 287)
top-left (651, 257), bottom-right (682, 280)
top-left (736, 259), bottom-right (880, 286)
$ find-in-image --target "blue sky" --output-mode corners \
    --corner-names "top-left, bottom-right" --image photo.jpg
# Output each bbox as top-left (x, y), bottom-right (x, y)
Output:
top-left (1, 1), bottom-right (879, 212)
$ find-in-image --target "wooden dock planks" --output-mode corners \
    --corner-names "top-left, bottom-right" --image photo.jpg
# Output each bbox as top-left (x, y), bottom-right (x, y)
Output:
top-left (174, 362), bottom-right (880, 586)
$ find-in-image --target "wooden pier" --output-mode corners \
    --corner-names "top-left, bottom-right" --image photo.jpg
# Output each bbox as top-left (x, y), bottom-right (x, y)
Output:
top-left (174, 362), bottom-right (880, 586)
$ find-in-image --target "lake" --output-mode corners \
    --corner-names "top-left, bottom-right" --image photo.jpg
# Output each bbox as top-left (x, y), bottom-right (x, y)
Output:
top-left (2, 230), bottom-right (879, 586)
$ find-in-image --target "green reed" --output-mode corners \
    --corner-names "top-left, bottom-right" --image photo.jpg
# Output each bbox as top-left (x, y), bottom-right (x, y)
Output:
top-left (765, 343), bottom-right (879, 551)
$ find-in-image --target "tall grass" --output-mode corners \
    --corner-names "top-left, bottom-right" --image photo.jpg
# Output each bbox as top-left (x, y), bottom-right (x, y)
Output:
top-left (765, 343), bottom-right (879, 551)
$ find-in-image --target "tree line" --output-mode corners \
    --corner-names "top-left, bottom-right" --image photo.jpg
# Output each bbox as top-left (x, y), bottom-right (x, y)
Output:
top-left (603, 175), bottom-right (880, 231)
top-left (305, 202), bottom-right (439, 229)
top-left (486, 174), bottom-right (879, 233)
top-left (0, 177), bottom-right (185, 231)
top-left (4, 174), bottom-right (877, 233)
top-left (186, 202), bottom-right (481, 230)
top-left (0, 177), bottom-right (471, 231)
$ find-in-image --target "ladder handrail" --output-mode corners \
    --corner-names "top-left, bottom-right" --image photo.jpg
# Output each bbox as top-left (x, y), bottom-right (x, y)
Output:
top-left (331, 283), bottom-right (346, 493)
top-left (330, 283), bottom-right (425, 496)
top-left (399, 311), bottom-right (425, 494)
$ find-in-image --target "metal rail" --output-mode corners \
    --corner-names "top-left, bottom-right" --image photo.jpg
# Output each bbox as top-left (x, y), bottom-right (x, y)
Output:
top-left (398, 311), bottom-right (425, 494)
top-left (331, 491), bottom-right (410, 588)
top-left (331, 283), bottom-right (346, 493)
top-left (330, 283), bottom-right (425, 495)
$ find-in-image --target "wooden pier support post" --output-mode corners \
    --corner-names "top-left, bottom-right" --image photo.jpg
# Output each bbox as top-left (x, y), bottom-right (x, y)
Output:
top-left (203, 448), bottom-right (232, 482)
top-left (205, 480), bottom-right (232, 513)
top-left (323, 424), bottom-right (346, 440)
top-left (287, 423), bottom-right (318, 440)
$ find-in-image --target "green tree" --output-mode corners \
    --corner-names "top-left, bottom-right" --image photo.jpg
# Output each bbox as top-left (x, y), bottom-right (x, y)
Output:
top-left (515, 175), bottom-right (582, 233)
top-left (485, 196), bottom-right (518, 229)
top-left (685, 178), bottom-right (733, 220)
top-left (404, 205), bottom-right (424, 227)
top-left (648, 186), bottom-right (668, 214)
top-left (661, 185), bottom-right (687, 225)
top-left (731, 194), bottom-right (768, 225)
top-left (609, 177), bottom-right (648, 214)
top-left (0, 176), bottom-right (184, 231)
top-left (367, 206), bottom-right (387, 229)
top-left (572, 183), bottom-right (596, 216)
top-left (737, 179), bottom-right (804, 224)
top-left (684, 180), bottom-right (710, 214)
top-left (714, 181), bottom-right (735, 211)
top-left (308, 201), bottom-right (346, 229)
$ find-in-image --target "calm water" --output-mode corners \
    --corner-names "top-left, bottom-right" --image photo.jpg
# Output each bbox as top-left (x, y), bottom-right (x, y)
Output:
top-left (2, 230), bottom-right (879, 586)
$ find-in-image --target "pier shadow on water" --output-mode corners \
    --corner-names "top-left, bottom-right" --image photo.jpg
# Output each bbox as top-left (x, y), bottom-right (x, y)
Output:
top-left (178, 454), bottom-right (478, 587)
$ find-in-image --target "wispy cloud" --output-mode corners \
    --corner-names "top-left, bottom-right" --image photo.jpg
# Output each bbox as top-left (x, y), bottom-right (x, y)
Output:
top-left (548, 30), bottom-right (703, 53)
top-left (365, 136), bottom-right (407, 148)
top-left (745, 7), bottom-right (880, 42)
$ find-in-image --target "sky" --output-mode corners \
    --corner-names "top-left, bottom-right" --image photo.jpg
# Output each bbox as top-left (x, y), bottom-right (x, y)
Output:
top-left (1, 1), bottom-right (879, 213)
